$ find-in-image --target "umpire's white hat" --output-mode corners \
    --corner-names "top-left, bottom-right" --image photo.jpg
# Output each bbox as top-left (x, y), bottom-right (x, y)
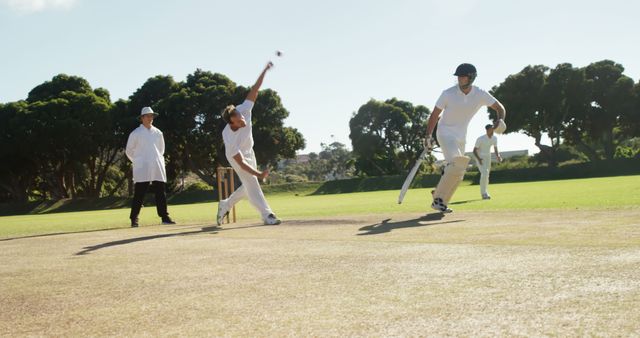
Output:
top-left (140, 106), bottom-right (158, 118)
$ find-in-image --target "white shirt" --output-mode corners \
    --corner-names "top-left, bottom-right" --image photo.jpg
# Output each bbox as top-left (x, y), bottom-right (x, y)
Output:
top-left (474, 134), bottom-right (498, 157)
top-left (125, 125), bottom-right (167, 183)
top-left (222, 100), bottom-right (255, 162)
top-left (435, 85), bottom-right (497, 140)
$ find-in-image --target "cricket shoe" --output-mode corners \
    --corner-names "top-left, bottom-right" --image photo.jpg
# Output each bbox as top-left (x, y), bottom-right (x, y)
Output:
top-left (161, 217), bottom-right (176, 225)
top-left (482, 194), bottom-right (491, 200)
top-left (264, 213), bottom-right (282, 225)
top-left (431, 197), bottom-right (453, 213)
top-left (131, 218), bottom-right (139, 228)
top-left (216, 200), bottom-right (229, 226)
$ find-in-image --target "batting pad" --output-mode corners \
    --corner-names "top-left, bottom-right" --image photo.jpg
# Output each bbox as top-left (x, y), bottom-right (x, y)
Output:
top-left (433, 156), bottom-right (470, 205)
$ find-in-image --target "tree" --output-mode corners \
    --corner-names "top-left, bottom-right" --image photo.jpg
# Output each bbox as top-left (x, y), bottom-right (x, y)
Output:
top-left (1, 74), bottom-right (124, 200)
top-left (0, 101), bottom-right (38, 202)
top-left (350, 98), bottom-right (430, 176)
top-left (622, 81), bottom-right (640, 138)
top-left (564, 60), bottom-right (635, 161)
top-left (27, 85), bottom-right (114, 198)
top-left (318, 142), bottom-right (355, 179)
top-left (489, 65), bottom-right (562, 165)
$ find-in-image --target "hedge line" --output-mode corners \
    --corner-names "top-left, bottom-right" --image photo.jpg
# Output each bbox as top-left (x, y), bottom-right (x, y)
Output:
top-left (313, 159), bottom-right (640, 195)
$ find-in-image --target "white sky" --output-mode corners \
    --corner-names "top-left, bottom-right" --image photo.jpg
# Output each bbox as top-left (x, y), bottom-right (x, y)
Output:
top-left (1, 0), bottom-right (638, 155)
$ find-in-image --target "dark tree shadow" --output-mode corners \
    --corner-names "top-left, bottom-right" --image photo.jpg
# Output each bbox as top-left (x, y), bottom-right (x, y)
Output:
top-left (357, 213), bottom-right (464, 236)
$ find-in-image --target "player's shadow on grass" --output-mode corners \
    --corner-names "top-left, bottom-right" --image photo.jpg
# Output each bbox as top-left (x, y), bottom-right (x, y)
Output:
top-left (449, 199), bottom-right (481, 205)
top-left (74, 226), bottom-right (220, 256)
top-left (358, 213), bottom-right (464, 236)
top-left (74, 224), bottom-right (264, 256)
top-left (0, 228), bottom-right (122, 242)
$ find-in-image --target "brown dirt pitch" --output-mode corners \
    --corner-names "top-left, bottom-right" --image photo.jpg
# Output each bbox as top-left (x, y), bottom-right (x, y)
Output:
top-left (1, 209), bottom-right (640, 336)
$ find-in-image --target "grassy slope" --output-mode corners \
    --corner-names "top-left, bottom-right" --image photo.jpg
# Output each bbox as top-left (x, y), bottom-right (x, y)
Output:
top-left (1, 175), bottom-right (638, 238)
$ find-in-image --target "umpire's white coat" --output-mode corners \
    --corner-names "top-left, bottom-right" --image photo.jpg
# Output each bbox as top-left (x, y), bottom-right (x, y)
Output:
top-left (125, 125), bottom-right (167, 183)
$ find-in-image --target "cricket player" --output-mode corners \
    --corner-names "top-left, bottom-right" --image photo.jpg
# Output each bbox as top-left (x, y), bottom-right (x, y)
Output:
top-left (216, 62), bottom-right (281, 226)
top-left (424, 63), bottom-right (506, 213)
top-left (473, 124), bottom-right (502, 200)
top-left (125, 107), bottom-right (176, 227)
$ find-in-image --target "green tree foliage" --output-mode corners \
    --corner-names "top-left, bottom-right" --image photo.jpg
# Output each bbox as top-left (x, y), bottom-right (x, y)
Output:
top-left (0, 101), bottom-right (37, 202)
top-left (491, 60), bottom-right (636, 165)
top-left (621, 81), bottom-right (640, 138)
top-left (564, 60), bottom-right (635, 161)
top-left (489, 64), bottom-right (574, 167)
top-left (349, 98), bottom-right (430, 176)
top-left (24, 75), bottom-right (118, 199)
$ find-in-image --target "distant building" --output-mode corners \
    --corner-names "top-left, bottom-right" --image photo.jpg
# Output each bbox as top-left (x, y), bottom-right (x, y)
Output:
top-left (465, 149), bottom-right (528, 162)
top-left (433, 149), bottom-right (529, 169)
top-left (296, 154), bottom-right (310, 163)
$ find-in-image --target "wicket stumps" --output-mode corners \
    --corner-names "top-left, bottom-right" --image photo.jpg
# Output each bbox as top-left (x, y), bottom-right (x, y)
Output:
top-left (216, 167), bottom-right (236, 223)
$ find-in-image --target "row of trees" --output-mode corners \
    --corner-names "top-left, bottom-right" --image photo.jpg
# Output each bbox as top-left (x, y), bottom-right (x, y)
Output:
top-left (348, 60), bottom-right (640, 176)
top-left (1, 59), bottom-right (638, 201)
top-left (489, 60), bottom-right (639, 167)
top-left (0, 72), bottom-right (305, 202)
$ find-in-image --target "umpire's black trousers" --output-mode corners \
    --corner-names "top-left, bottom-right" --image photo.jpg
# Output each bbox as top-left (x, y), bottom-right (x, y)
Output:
top-left (129, 181), bottom-right (169, 220)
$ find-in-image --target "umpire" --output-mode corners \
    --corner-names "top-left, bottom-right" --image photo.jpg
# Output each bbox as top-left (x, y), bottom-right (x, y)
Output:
top-left (125, 107), bottom-right (176, 227)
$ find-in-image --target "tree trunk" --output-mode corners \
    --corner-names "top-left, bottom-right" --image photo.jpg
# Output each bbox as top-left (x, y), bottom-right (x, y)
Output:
top-left (603, 129), bottom-right (615, 161)
top-left (533, 134), bottom-right (557, 168)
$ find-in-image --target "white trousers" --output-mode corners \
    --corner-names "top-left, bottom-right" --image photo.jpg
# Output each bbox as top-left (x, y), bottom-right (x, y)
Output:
top-left (225, 150), bottom-right (274, 220)
top-left (436, 130), bottom-right (465, 163)
top-left (476, 155), bottom-right (491, 196)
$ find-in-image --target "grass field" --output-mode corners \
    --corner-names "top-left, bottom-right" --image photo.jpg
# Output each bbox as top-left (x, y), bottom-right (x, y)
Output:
top-left (1, 176), bottom-right (639, 336)
top-left (1, 175), bottom-right (639, 238)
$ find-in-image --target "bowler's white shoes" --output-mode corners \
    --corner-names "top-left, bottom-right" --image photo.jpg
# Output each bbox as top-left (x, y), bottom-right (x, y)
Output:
top-left (264, 213), bottom-right (282, 225)
top-left (216, 200), bottom-right (229, 226)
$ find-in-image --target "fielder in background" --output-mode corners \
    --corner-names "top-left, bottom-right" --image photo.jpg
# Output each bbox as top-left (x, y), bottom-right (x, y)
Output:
top-left (424, 63), bottom-right (506, 213)
top-left (125, 107), bottom-right (176, 227)
top-left (473, 124), bottom-right (502, 200)
top-left (217, 62), bottom-right (281, 226)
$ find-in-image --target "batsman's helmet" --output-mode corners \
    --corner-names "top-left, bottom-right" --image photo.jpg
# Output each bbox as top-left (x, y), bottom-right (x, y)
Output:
top-left (454, 63), bottom-right (477, 82)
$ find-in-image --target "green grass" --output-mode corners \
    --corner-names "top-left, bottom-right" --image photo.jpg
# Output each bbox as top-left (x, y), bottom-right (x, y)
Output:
top-left (1, 175), bottom-right (639, 238)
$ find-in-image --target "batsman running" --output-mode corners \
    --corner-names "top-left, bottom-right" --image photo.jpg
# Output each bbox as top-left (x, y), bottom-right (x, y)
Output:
top-left (216, 62), bottom-right (281, 226)
top-left (424, 63), bottom-right (506, 213)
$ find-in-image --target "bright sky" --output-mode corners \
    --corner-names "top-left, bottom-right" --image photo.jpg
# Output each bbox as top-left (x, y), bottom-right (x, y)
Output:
top-left (1, 0), bottom-right (638, 156)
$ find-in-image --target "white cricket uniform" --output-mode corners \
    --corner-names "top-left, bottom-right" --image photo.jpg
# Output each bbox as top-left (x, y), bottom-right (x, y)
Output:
top-left (125, 125), bottom-right (167, 183)
top-left (434, 85), bottom-right (497, 162)
top-left (222, 99), bottom-right (274, 220)
top-left (474, 134), bottom-right (498, 196)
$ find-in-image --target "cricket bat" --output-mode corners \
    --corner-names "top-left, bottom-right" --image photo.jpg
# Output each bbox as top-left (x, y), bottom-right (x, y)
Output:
top-left (397, 148), bottom-right (429, 204)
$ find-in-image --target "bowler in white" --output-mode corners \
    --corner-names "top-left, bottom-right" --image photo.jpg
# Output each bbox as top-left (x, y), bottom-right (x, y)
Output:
top-left (217, 62), bottom-right (281, 226)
